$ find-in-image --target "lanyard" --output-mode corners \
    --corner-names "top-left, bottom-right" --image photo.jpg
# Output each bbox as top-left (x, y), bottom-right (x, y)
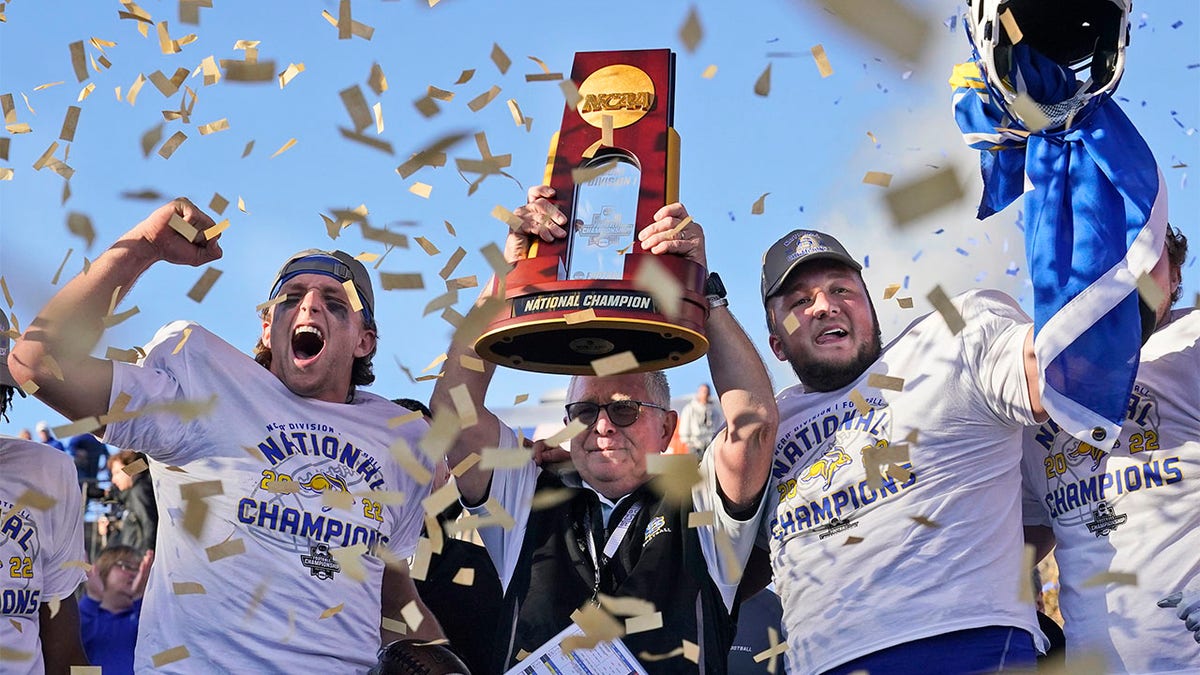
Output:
top-left (583, 499), bottom-right (643, 600)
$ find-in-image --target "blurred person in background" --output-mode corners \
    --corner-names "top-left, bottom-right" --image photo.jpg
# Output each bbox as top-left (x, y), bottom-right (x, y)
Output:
top-left (80, 545), bottom-right (153, 675)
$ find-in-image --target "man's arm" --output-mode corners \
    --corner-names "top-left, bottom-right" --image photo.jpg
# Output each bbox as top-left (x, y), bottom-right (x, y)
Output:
top-left (39, 595), bottom-right (88, 674)
top-left (1022, 327), bottom-right (1049, 422)
top-left (381, 560), bottom-right (446, 644)
top-left (8, 199), bottom-right (221, 424)
top-left (638, 204), bottom-right (779, 510)
top-left (1024, 525), bottom-right (1056, 563)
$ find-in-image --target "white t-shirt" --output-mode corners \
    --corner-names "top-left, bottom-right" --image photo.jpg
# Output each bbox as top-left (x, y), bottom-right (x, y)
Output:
top-left (470, 423), bottom-right (764, 612)
top-left (1022, 308), bottom-right (1200, 674)
top-left (765, 289), bottom-right (1045, 674)
top-left (0, 436), bottom-right (86, 675)
top-left (105, 321), bottom-right (433, 674)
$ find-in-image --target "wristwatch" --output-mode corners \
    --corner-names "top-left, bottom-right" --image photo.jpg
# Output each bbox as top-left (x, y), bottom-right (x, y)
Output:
top-left (705, 272), bottom-right (728, 310)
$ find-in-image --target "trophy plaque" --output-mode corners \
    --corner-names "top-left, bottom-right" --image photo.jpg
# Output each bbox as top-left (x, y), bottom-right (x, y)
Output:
top-left (475, 49), bottom-right (709, 375)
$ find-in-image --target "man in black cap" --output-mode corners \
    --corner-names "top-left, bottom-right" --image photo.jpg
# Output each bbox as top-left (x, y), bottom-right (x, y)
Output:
top-left (9, 199), bottom-right (443, 673)
top-left (755, 228), bottom-right (1052, 673)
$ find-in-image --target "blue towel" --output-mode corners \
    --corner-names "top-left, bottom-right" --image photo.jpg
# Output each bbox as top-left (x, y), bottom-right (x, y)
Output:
top-left (951, 47), bottom-right (1166, 450)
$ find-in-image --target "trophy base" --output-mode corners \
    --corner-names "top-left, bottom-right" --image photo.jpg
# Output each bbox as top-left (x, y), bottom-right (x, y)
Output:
top-left (475, 315), bottom-right (708, 375)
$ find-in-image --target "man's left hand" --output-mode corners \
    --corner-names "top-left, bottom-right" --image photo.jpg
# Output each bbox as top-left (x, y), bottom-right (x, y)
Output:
top-left (1159, 588), bottom-right (1200, 643)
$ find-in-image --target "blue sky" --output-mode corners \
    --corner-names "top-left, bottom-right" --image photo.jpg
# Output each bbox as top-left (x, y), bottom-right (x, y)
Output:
top-left (2, 0), bottom-right (1197, 436)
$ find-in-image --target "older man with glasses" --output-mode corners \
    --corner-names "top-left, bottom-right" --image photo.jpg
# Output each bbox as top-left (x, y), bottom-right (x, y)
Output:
top-left (431, 188), bottom-right (778, 674)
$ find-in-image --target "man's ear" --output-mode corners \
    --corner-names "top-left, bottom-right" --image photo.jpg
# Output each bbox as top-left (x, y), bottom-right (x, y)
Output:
top-left (261, 316), bottom-right (272, 350)
top-left (354, 328), bottom-right (377, 359)
top-left (768, 332), bottom-right (789, 362)
top-left (662, 410), bottom-right (679, 445)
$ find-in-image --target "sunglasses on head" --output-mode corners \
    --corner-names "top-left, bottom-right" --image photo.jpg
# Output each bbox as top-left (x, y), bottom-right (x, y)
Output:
top-left (113, 560), bottom-right (139, 573)
top-left (565, 400), bottom-right (668, 428)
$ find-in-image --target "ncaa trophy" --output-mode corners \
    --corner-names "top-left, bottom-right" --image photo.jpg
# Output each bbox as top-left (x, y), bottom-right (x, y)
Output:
top-left (475, 49), bottom-right (708, 375)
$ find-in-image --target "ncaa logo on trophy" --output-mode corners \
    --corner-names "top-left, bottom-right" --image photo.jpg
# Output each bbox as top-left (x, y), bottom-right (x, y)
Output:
top-left (475, 49), bottom-right (709, 375)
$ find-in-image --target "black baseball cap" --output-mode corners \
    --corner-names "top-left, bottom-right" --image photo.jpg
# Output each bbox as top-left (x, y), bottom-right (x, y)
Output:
top-left (268, 250), bottom-right (375, 324)
top-left (760, 229), bottom-right (862, 302)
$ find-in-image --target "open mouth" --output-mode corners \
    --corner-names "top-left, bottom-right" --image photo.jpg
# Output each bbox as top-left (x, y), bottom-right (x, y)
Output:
top-left (815, 328), bottom-right (848, 345)
top-left (292, 325), bottom-right (325, 360)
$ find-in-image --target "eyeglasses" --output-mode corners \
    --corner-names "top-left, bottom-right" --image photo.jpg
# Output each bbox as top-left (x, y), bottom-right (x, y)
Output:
top-left (565, 400), bottom-right (668, 428)
top-left (112, 560), bottom-right (139, 573)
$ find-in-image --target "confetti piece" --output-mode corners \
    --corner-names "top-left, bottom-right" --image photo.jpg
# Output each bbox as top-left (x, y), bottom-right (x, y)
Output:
top-left (151, 646), bottom-right (190, 667)
top-left (897, 297), bottom-right (914, 309)
top-left (590, 351), bottom-right (639, 377)
top-left (882, 283), bottom-right (901, 300)
top-left (467, 85), bottom-right (501, 112)
top-left (811, 44), bottom-right (833, 78)
top-left (340, 84), bottom-right (373, 133)
top-left (884, 166), bottom-right (964, 226)
top-left (168, 213), bottom-right (200, 242)
top-left (688, 511), bottom-right (715, 528)
top-left (182, 499), bottom-right (208, 536)
top-left (157, 131), bottom-right (187, 159)
top-left (782, 312), bottom-right (800, 335)
top-left (867, 373), bottom-right (904, 391)
top-left (187, 268), bottom-right (221, 303)
top-left (626, 612), bottom-right (663, 635)
top-left (678, 5), bottom-right (703, 52)
top-left (751, 192), bottom-right (769, 215)
top-left (69, 41), bottom-right (89, 82)
top-left (381, 616), bottom-right (407, 635)
top-left (863, 171), bottom-right (892, 187)
top-left (368, 62), bottom-right (388, 94)
top-left (910, 515), bottom-right (940, 528)
top-left (452, 567), bottom-right (475, 586)
top-left (633, 258), bottom-right (681, 318)
top-left (564, 308), bottom-right (597, 325)
top-left (491, 43), bottom-right (511, 74)
top-left (379, 273), bottom-right (424, 291)
top-left (560, 79), bottom-right (582, 108)
top-left (1136, 273), bottom-right (1166, 312)
top-left (179, 480), bottom-right (223, 501)
top-left (319, 603), bottom-right (345, 620)
top-left (121, 458), bottom-right (149, 476)
top-left (270, 138), bottom-right (297, 158)
top-left (409, 182), bottom-right (432, 198)
top-left (701, 64), bottom-right (718, 79)
top-left (640, 647), bottom-right (685, 662)
top-left (51, 417), bottom-right (100, 439)
top-left (815, 0), bottom-right (929, 62)
top-left (205, 538), bottom-right (245, 562)
top-left (59, 106), bottom-right (81, 142)
top-left (752, 627), bottom-right (787, 671)
top-left (753, 64), bottom-right (771, 97)
top-left (172, 582), bottom-right (206, 595)
top-left (401, 600), bottom-right (424, 631)
top-left (682, 640), bottom-right (700, 663)
top-left (998, 8), bottom-right (1023, 44)
top-left (480, 447), bottom-right (533, 470)
top-left (927, 285), bottom-right (965, 335)
top-left (1084, 571), bottom-right (1138, 588)
top-left (197, 118), bottom-right (229, 135)
top-left (847, 389), bottom-right (871, 416)
top-left (70, 667), bottom-right (102, 675)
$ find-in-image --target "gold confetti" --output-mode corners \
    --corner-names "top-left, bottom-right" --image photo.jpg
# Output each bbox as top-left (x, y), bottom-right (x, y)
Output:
top-left (848, 389), bottom-right (871, 415)
top-left (187, 268), bottom-right (222, 303)
top-left (679, 6), bottom-right (703, 52)
top-left (158, 131), bottom-right (187, 159)
top-left (882, 283), bottom-right (901, 300)
top-left (270, 138), bottom-right (297, 158)
top-left (811, 44), bottom-right (834, 78)
top-left (1136, 273), bottom-right (1167, 312)
top-left (626, 612), bottom-right (663, 634)
top-left (319, 603), bottom-right (345, 620)
top-left (69, 41), bottom-right (89, 82)
top-left (701, 64), bottom-right (718, 79)
top-left (863, 171), bottom-right (893, 187)
top-left (205, 538), bottom-right (245, 562)
top-left (884, 166), bottom-right (964, 226)
top-left (368, 62), bottom-right (388, 94)
top-left (753, 63), bottom-right (771, 97)
top-left (237, 196), bottom-right (248, 213)
top-left (590, 351), bottom-right (639, 377)
top-left (59, 106), bottom-right (81, 142)
top-left (480, 447), bottom-right (532, 470)
top-left (927, 285), bottom-right (965, 335)
top-left (151, 646), bottom-right (190, 667)
top-left (782, 312), bottom-right (801, 335)
top-left (172, 582), bottom-right (205, 595)
top-left (633, 258), bottom-right (682, 319)
top-left (998, 8), bottom-right (1024, 44)
top-left (897, 297), bottom-right (914, 309)
top-left (751, 192), bottom-right (769, 215)
top-left (1083, 571), bottom-right (1138, 588)
top-left (278, 62), bottom-right (305, 89)
top-left (867, 373), bottom-right (905, 391)
top-left (910, 515), bottom-right (940, 528)
top-left (814, 0), bottom-right (929, 62)
top-left (339, 84), bottom-right (373, 133)
top-left (490, 43), bottom-right (511, 74)
top-left (451, 567), bottom-right (475, 586)
top-left (197, 118), bottom-right (229, 135)
top-left (379, 273), bottom-right (423, 291)
top-left (467, 85), bottom-right (501, 112)
top-left (408, 182), bottom-right (432, 199)
top-left (564, 309), bottom-right (597, 325)
top-left (687, 511), bottom-right (715, 528)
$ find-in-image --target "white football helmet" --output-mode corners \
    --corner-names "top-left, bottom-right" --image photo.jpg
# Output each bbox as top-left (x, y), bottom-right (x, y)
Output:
top-left (965, 0), bottom-right (1131, 130)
